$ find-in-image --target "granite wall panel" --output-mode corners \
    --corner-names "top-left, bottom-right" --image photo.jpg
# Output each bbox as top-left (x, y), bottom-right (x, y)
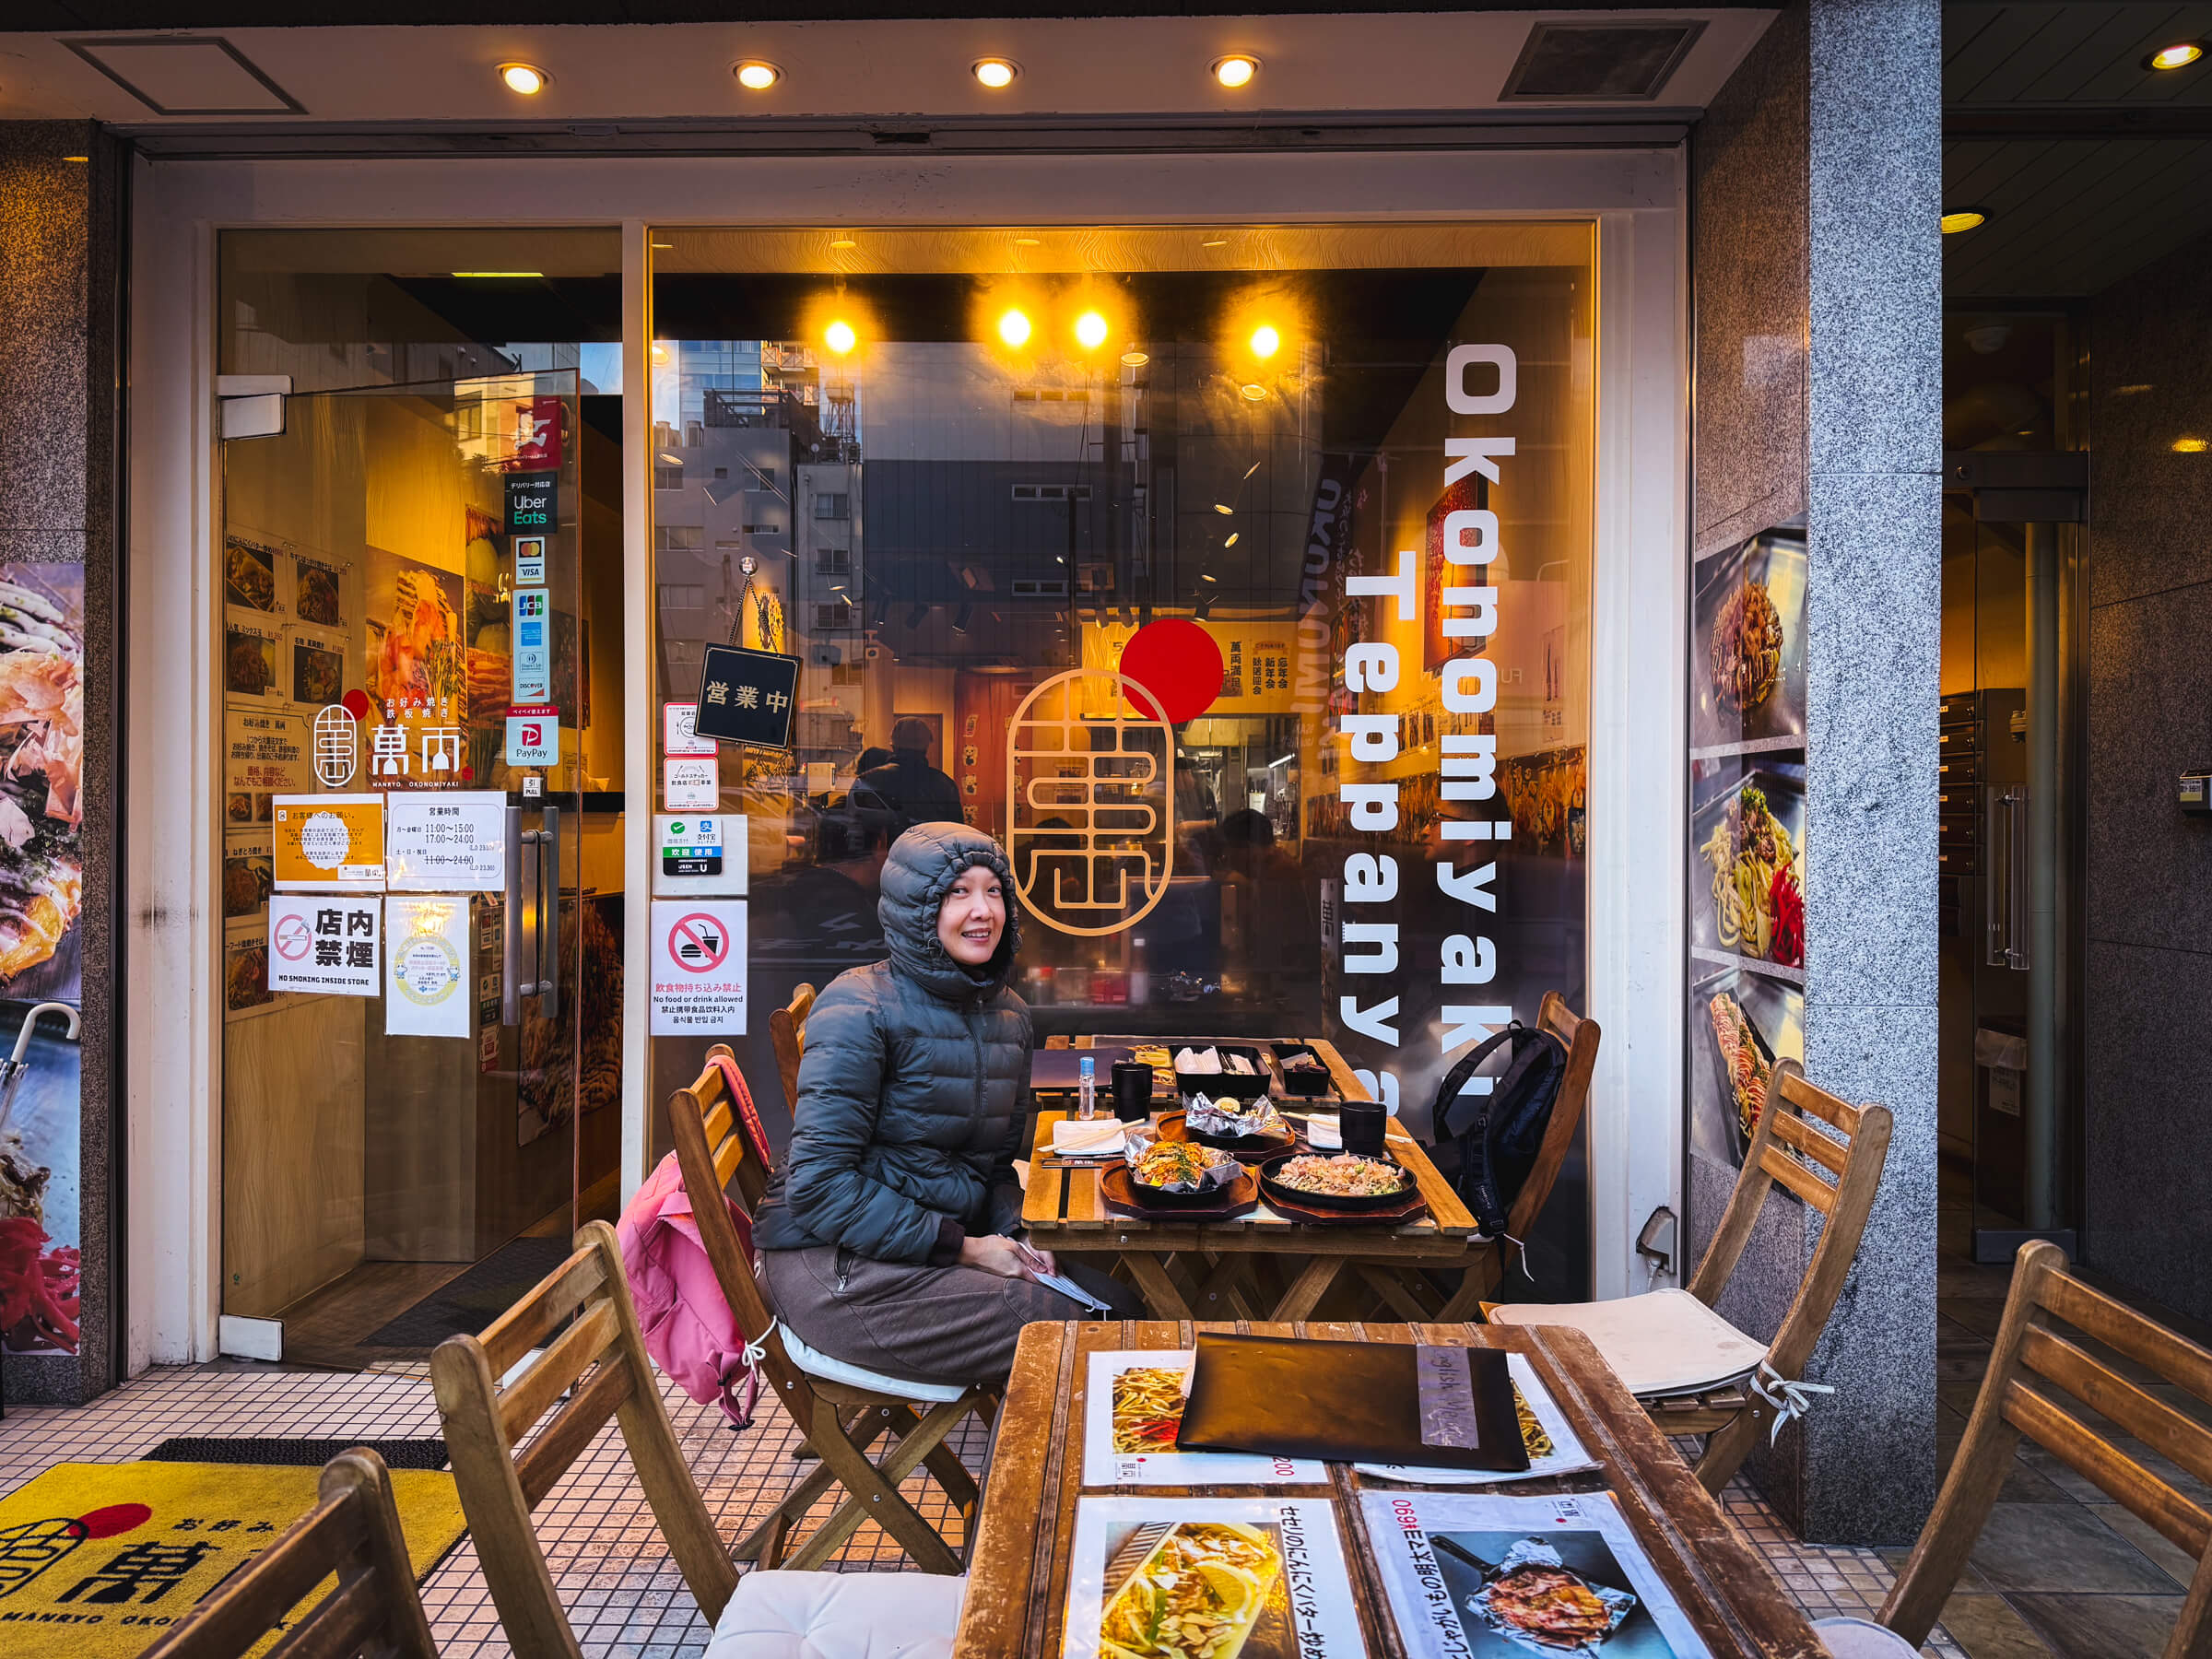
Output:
top-left (2083, 221), bottom-right (2212, 1322)
top-left (1690, 0), bottom-right (1941, 1544)
top-left (0, 121), bottom-right (119, 1406)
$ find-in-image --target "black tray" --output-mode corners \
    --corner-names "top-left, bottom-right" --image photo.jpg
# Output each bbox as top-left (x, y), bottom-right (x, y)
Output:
top-left (1173, 1042), bottom-right (1272, 1100)
top-left (1258, 1149), bottom-right (1418, 1212)
top-left (1271, 1041), bottom-right (1335, 1099)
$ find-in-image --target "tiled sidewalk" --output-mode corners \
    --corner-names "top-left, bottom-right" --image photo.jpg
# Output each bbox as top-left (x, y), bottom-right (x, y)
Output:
top-left (0, 1353), bottom-right (1955, 1657)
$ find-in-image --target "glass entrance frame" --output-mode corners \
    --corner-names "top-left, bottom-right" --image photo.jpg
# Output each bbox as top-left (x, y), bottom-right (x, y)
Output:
top-left (125, 147), bottom-right (1689, 1370)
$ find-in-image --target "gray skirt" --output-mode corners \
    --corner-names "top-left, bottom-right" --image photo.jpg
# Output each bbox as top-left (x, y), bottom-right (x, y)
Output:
top-left (758, 1243), bottom-right (1133, 1387)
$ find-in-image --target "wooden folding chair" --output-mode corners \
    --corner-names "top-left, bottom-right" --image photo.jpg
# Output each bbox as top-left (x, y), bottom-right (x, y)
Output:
top-left (768, 982), bottom-right (815, 1114)
top-left (429, 1220), bottom-right (739, 1655)
top-left (1873, 1241), bottom-right (2212, 1656)
top-left (140, 1449), bottom-right (440, 1659)
top-left (667, 1051), bottom-right (994, 1576)
top-left (1493, 1062), bottom-right (1891, 1496)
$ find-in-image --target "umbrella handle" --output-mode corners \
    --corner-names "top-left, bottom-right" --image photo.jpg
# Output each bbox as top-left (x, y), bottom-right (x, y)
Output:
top-left (9, 1002), bottom-right (78, 1067)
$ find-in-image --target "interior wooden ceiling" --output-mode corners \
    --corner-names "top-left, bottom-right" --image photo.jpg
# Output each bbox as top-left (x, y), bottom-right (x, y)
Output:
top-left (1945, 2), bottom-right (2212, 297)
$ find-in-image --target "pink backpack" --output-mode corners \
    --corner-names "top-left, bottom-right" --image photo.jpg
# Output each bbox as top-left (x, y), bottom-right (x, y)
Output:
top-left (617, 1058), bottom-right (770, 1428)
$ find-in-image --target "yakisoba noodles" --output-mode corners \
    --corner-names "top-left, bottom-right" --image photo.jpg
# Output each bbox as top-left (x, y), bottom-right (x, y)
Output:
top-left (1700, 783), bottom-right (1797, 959)
top-left (1111, 1366), bottom-right (1190, 1453)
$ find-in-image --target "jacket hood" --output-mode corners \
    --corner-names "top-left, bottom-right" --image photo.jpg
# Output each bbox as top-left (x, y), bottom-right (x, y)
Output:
top-left (878, 822), bottom-right (1022, 1002)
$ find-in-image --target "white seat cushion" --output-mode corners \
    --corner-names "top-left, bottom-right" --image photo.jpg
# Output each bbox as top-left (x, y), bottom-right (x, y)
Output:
top-left (1488, 1289), bottom-right (1769, 1397)
top-left (709, 1570), bottom-right (966, 1659)
top-left (779, 1324), bottom-right (972, 1404)
top-left (1811, 1616), bottom-right (1919, 1656)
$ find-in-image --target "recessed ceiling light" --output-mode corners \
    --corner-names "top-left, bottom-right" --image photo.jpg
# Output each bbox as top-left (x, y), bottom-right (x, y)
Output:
top-left (1223, 533), bottom-right (1239, 548)
top-left (2145, 41), bottom-right (2205, 71)
top-left (61, 155), bottom-right (88, 164)
top-left (972, 57), bottom-right (1018, 89)
top-left (452, 271), bottom-right (544, 278)
top-left (2177, 437), bottom-right (2210, 453)
top-left (1014, 236), bottom-right (1041, 247)
top-left (1121, 350), bottom-right (1150, 368)
top-left (499, 63), bottom-right (548, 96)
top-left (1202, 238), bottom-right (1229, 249)
top-left (830, 237), bottom-right (858, 250)
top-left (1213, 503), bottom-right (1235, 516)
top-left (1212, 53), bottom-right (1260, 88)
top-left (735, 60), bottom-right (781, 90)
top-left (1940, 208), bottom-right (1987, 234)
top-left (1241, 383), bottom-right (1268, 401)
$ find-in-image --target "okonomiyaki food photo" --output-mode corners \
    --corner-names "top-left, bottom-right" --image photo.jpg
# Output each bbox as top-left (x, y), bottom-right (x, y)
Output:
top-left (1441, 1535), bottom-right (1637, 1655)
top-left (0, 575), bottom-right (82, 991)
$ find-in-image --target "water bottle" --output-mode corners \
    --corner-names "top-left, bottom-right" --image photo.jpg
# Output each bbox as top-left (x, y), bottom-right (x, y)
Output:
top-left (1077, 1054), bottom-right (1098, 1121)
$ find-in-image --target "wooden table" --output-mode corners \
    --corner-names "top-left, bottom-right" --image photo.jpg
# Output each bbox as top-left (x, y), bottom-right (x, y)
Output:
top-left (957, 1320), bottom-right (1828, 1659)
top-left (1027, 1039), bottom-right (1488, 1324)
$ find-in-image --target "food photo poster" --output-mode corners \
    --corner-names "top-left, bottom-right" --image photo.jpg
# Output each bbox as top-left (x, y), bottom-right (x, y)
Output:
top-left (1361, 1491), bottom-right (1712, 1657)
top-left (0, 563), bottom-right (86, 1357)
top-left (1063, 1498), bottom-right (1367, 1659)
top-left (1687, 524), bottom-right (1807, 1171)
top-left (1084, 1349), bottom-right (1328, 1488)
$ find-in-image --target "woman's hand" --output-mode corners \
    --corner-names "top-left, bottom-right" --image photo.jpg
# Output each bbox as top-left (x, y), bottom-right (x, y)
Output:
top-left (959, 1234), bottom-right (1032, 1279)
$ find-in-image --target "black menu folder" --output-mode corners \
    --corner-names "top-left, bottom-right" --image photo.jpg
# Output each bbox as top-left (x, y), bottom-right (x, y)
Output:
top-left (1175, 1332), bottom-right (1530, 1472)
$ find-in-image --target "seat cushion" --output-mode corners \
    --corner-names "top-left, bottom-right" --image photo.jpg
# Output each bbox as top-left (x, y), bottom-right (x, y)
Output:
top-left (1488, 1288), bottom-right (1768, 1397)
top-left (709, 1570), bottom-right (966, 1659)
top-left (1811, 1615), bottom-right (1920, 1656)
top-left (779, 1323), bottom-right (972, 1404)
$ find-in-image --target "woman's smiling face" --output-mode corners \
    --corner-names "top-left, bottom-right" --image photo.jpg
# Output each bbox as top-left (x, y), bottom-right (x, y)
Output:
top-left (937, 864), bottom-right (1006, 967)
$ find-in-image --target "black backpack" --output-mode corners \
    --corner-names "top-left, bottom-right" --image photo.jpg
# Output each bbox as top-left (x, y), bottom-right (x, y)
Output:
top-left (1429, 1020), bottom-right (1569, 1239)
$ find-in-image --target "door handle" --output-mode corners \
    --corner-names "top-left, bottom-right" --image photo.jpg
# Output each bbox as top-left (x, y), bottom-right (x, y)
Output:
top-left (537, 805), bottom-right (560, 1020)
top-left (2006, 785), bottom-right (2030, 971)
top-left (503, 804), bottom-right (524, 1026)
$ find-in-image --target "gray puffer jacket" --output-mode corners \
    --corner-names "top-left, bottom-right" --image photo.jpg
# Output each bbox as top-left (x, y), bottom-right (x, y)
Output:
top-left (752, 823), bottom-right (1031, 1265)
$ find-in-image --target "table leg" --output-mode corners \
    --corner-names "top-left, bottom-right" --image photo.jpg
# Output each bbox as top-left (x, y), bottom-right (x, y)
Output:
top-left (1357, 1262), bottom-right (1444, 1323)
top-left (1267, 1256), bottom-right (1346, 1321)
top-left (1435, 1245), bottom-right (1502, 1323)
top-left (1193, 1254), bottom-right (1257, 1321)
top-left (1120, 1253), bottom-right (1197, 1319)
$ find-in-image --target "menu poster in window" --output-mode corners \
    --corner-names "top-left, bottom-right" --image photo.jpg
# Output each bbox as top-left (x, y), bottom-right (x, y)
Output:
top-left (291, 552), bottom-right (349, 631)
top-left (1062, 1498), bottom-right (1366, 1659)
top-left (385, 791), bottom-right (505, 891)
top-left (1359, 1490), bottom-right (1712, 1657)
top-left (221, 829), bottom-right (275, 924)
top-left (272, 793), bottom-right (386, 890)
top-left (1690, 961), bottom-right (1804, 1170)
top-left (226, 707), bottom-right (313, 826)
top-left (1082, 1350), bottom-right (1326, 1488)
top-left (223, 532), bottom-right (286, 618)
top-left (1691, 531), bottom-right (1806, 755)
top-left (224, 915), bottom-right (288, 1022)
top-left (384, 895), bottom-right (470, 1038)
top-left (223, 618), bottom-right (284, 702)
top-left (289, 624), bottom-right (348, 710)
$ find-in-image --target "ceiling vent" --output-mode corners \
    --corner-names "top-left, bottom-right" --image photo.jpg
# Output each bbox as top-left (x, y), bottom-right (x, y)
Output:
top-left (65, 36), bottom-right (302, 116)
top-left (1499, 21), bottom-right (1706, 102)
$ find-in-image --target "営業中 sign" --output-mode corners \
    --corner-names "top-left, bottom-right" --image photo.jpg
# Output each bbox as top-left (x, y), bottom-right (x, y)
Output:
top-left (385, 894), bottom-right (471, 1037)
top-left (387, 791), bottom-right (506, 891)
top-left (505, 470), bottom-right (557, 535)
top-left (268, 893), bottom-right (381, 995)
top-left (650, 898), bottom-right (747, 1034)
top-left (272, 794), bottom-right (385, 890)
top-left (690, 645), bottom-right (801, 750)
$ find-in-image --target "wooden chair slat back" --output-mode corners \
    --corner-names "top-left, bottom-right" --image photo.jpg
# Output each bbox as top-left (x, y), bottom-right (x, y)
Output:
top-left (666, 1053), bottom-right (820, 1428)
top-left (1504, 993), bottom-right (1603, 1241)
top-left (139, 1452), bottom-right (439, 1659)
top-left (1882, 1242), bottom-right (2212, 1656)
top-left (770, 982), bottom-right (816, 1112)
top-left (430, 1221), bottom-right (739, 1658)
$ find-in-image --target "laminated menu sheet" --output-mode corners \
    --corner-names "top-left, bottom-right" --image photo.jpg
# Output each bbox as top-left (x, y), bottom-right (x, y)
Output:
top-left (1083, 1349), bottom-right (1327, 1487)
top-left (1355, 1353), bottom-right (1601, 1487)
top-left (1064, 1496), bottom-right (1366, 1658)
top-left (1360, 1490), bottom-right (1712, 1657)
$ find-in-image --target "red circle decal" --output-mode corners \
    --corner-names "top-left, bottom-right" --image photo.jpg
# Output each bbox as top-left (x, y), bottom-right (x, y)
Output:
top-left (339, 689), bottom-right (372, 722)
top-left (1118, 619), bottom-right (1223, 724)
top-left (76, 1503), bottom-right (152, 1539)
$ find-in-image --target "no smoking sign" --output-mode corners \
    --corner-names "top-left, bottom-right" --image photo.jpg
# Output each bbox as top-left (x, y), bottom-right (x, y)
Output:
top-left (650, 898), bottom-right (747, 1035)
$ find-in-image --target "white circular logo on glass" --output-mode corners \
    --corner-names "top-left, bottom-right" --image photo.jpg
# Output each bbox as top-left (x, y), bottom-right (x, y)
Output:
top-left (298, 811), bottom-right (353, 870)
top-left (313, 704), bottom-right (359, 788)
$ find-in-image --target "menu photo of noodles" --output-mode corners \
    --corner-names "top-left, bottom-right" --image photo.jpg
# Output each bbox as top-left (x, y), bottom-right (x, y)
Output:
top-left (1084, 1351), bottom-right (1326, 1488)
top-left (1690, 529), bottom-right (1805, 752)
top-left (1688, 964), bottom-right (1802, 1169)
top-left (1688, 764), bottom-right (1805, 971)
top-left (1353, 1354), bottom-right (1598, 1487)
top-left (1064, 1498), bottom-right (1365, 1659)
top-left (1360, 1491), bottom-right (1710, 1657)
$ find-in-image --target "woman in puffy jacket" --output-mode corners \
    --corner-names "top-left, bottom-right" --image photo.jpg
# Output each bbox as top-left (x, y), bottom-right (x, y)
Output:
top-left (752, 821), bottom-right (1136, 1384)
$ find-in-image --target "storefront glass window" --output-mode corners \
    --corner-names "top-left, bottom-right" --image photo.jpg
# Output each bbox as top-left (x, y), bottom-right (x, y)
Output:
top-left (649, 224), bottom-right (1594, 1145)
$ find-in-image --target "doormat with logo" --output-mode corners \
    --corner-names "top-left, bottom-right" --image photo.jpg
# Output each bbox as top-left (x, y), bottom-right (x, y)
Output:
top-left (0, 1459), bottom-right (467, 1653)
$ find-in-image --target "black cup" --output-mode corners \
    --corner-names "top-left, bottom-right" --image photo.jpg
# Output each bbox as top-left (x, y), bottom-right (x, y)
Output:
top-left (1340, 1100), bottom-right (1388, 1157)
top-left (1111, 1061), bottom-right (1154, 1122)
